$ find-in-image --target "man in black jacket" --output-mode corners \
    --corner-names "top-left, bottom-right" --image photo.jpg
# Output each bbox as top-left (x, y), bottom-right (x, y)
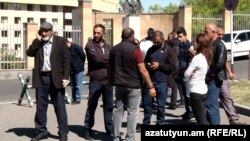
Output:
top-left (67, 40), bottom-right (86, 104)
top-left (27, 22), bottom-right (70, 141)
top-left (205, 23), bottom-right (227, 125)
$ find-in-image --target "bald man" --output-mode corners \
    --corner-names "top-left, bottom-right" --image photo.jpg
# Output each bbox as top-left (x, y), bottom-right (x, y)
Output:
top-left (204, 23), bottom-right (227, 125)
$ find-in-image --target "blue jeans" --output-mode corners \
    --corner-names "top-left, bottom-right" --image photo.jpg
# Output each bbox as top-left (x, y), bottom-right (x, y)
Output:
top-left (70, 71), bottom-right (84, 102)
top-left (83, 82), bottom-right (113, 135)
top-left (143, 81), bottom-right (167, 125)
top-left (205, 80), bottom-right (222, 125)
top-left (113, 86), bottom-right (141, 141)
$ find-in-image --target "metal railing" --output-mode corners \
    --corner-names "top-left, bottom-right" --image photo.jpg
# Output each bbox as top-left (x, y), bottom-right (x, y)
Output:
top-left (0, 24), bottom-right (81, 70)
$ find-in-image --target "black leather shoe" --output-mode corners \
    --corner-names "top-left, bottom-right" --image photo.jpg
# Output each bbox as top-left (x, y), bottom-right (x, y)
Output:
top-left (59, 135), bottom-right (68, 141)
top-left (84, 135), bottom-right (94, 140)
top-left (31, 132), bottom-right (49, 141)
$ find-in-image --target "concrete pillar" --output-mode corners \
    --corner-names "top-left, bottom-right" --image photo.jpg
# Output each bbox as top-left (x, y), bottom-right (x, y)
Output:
top-left (123, 16), bottom-right (141, 40)
top-left (78, 0), bottom-right (93, 47)
top-left (222, 9), bottom-right (231, 32)
top-left (178, 5), bottom-right (192, 41)
top-left (23, 23), bottom-right (37, 69)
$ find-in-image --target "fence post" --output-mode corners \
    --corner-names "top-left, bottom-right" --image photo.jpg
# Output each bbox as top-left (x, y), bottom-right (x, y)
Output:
top-left (23, 23), bottom-right (38, 69)
top-left (248, 52), bottom-right (250, 80)
top-left (178, 5), bottom-right (192, 41)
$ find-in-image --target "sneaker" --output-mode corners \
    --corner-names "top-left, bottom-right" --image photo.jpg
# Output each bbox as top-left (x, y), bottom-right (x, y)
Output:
top-left (71, 100), bottom-right (81, 105)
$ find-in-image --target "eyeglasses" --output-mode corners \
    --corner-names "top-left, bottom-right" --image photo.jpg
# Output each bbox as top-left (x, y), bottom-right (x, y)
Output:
top-left (218, 34), bottom-right (224, 36)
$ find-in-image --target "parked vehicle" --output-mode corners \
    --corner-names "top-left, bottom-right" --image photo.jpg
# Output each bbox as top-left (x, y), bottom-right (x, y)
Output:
top-left (222, 30), bottom-right (250, 61)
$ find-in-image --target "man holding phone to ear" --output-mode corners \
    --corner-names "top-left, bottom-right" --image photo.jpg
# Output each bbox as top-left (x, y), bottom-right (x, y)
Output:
top-left (27, 22), bottom-right (71, 141)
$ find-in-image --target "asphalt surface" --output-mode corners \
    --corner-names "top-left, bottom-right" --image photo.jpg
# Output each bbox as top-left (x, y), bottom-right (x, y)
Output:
top-left (0, 84), bottom-right (250, 141)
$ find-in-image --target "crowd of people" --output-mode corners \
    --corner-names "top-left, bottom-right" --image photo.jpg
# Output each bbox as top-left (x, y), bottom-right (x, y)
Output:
top-left (27, 21), bottom-right (245, 141)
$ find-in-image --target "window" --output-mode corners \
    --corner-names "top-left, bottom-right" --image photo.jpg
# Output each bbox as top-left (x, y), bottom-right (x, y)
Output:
top-left (0, 3), bottom-right (8, 10)
top-left (52, 19), bottom-right (58, 25)
top-left (40, 5), bottom-right (46, 12)
top-left (1, 31), bottom-right (8, 37)
top-left (237, 33), bottom-right (247, 42)
top-left (103, 19), bottom-right (113, 46)
top-left (27, 4), bottom-right (33, 11)
top-left (15, 44), bottom-right (21, 50)
top-left (64, 19), bottom-right (72, 25)
top-left (40, 18), bottom-right (46, 24)
top-left (2, 44), bottom-right (8, 48)
top-left (1, 17), bottom-right (8, 24)
top-left (14, 3), bottom-right (21, 10)
top-left (15, 31), bottom-right (21, 37)
top-left (52, 6), bottom-right (58, 12)
top-left (14, 17), bottom-right (21, 24)
top-left (27, 17), bottom-right (34, 23)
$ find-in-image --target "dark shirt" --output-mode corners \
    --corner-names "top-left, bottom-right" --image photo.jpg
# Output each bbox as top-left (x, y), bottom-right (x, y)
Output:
top-left (85, 39), bottom-right (112, 84)
top-left (178, 40), bottom-right (192, 73)
top-left (109, 39), bottom-right (143, 88)
top-left (145, 45), bottom-right (167, 82)
top-left (70, 43), bottom-right (86, 73)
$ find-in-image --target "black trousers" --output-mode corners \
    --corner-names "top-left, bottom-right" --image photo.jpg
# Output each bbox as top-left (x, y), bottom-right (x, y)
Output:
top-left (190, 92), bottom-right (208, 125)
top-left (35, 75), bottom-right (68, 136)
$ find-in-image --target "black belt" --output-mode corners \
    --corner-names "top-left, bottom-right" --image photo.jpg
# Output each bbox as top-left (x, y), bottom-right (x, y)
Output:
top-left (41, 71), bottom-right (51, 76)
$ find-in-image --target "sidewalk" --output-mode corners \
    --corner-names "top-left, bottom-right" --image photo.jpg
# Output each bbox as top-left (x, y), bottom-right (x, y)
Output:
top-left (0, 94), bottom-right (250, 141)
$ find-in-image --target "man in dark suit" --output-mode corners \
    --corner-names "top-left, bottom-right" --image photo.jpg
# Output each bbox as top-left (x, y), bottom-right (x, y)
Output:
top-left (27, 22), bottom-right (71, 141)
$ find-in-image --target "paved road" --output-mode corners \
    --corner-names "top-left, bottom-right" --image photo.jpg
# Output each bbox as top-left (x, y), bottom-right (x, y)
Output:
top-left (0, 59), bottom-right (249, 141)
top-left (1, 94), bottom-right (250, 141)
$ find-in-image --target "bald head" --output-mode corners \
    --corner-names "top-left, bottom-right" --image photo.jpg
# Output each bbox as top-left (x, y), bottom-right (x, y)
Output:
top-left (122, 27), bottom-right (134, 40)
top-left (205, 23), bottom-right (218, 41)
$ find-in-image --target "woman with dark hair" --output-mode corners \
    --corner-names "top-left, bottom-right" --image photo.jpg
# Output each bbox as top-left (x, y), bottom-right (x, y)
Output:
top-left (184, 33), bottom-right (213, 125)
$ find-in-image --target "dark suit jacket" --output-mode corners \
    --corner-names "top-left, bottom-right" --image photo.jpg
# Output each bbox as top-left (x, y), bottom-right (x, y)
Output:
top-left (26, 35), bottom-right (71, 89)
top-left (70, 43), bottom-right (86, 73)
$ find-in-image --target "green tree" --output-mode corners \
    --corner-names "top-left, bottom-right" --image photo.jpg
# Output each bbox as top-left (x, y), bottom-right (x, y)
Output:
top-left (148, 4), bottom-right (163, 13)
top-left (148, 3), bottom-right (178, 13)
top-left (182, 0), bottom-right (250, 14)
top-left (163, 3), bottom-right (178, 13)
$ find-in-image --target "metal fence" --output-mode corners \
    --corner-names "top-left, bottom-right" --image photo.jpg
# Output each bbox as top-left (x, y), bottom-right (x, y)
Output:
top-left (192, 14), bottom-right (222, 40)
top-left (0, 24), bottom-right (81, 70)
top-left (0, 24), bottom-right (26, 69)
top-left (233, 11), bottom-right (250, 30)
top-left (192, 11), bottom-right (250, 40)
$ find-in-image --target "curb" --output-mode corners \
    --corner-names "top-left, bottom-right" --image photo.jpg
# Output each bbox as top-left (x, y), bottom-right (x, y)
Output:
top-left (219, 102), bottom-right (250, 117)
top-left (234, 103), bottom-right (250, 117)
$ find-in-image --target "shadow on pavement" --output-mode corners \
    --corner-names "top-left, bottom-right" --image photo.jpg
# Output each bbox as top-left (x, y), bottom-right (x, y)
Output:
top-left (68, 125), bottom-right (112, 141)
top-left (5, 128), bottom-right (58, 139)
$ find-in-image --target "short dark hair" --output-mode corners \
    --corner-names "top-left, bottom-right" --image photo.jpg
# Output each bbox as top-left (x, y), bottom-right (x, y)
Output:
top-left (93, 24), bottom-right (105, 31)
top-left (176, 27), bottom-right (187, 36)
top-left (122, 27), bottom-right (134, 40)
top-left (153, 30), bottom-right (164, 40)
top-left (146, 28), bottom-right (154, 40)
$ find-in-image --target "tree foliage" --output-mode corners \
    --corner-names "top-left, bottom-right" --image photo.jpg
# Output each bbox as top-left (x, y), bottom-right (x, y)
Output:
top-left (182, 0), bottom-right (250, 14)
top-left (148, 3), bottom-right (178, 13)
top-left (147, 0), bottom-right (249, 14)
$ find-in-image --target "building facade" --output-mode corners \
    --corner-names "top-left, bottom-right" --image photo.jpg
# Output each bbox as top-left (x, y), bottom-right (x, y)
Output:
top-left (0, 0), bottom-right (119, 58)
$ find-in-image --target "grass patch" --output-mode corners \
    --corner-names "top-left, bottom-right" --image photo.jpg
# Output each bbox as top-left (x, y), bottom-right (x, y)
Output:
top-left (230, 80), bottom-right (250, 107)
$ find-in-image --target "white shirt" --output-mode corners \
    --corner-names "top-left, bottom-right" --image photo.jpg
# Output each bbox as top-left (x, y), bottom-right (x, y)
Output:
top-left (139, 40), bottom-right (153, 59)
top-left (184, 53), bottom-right (209, 94)
top-left (41, 36), bottom-right (53, 72)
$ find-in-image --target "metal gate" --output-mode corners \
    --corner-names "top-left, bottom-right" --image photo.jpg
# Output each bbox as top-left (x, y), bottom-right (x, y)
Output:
top-left (192, 14), bottom-right (222, 40)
